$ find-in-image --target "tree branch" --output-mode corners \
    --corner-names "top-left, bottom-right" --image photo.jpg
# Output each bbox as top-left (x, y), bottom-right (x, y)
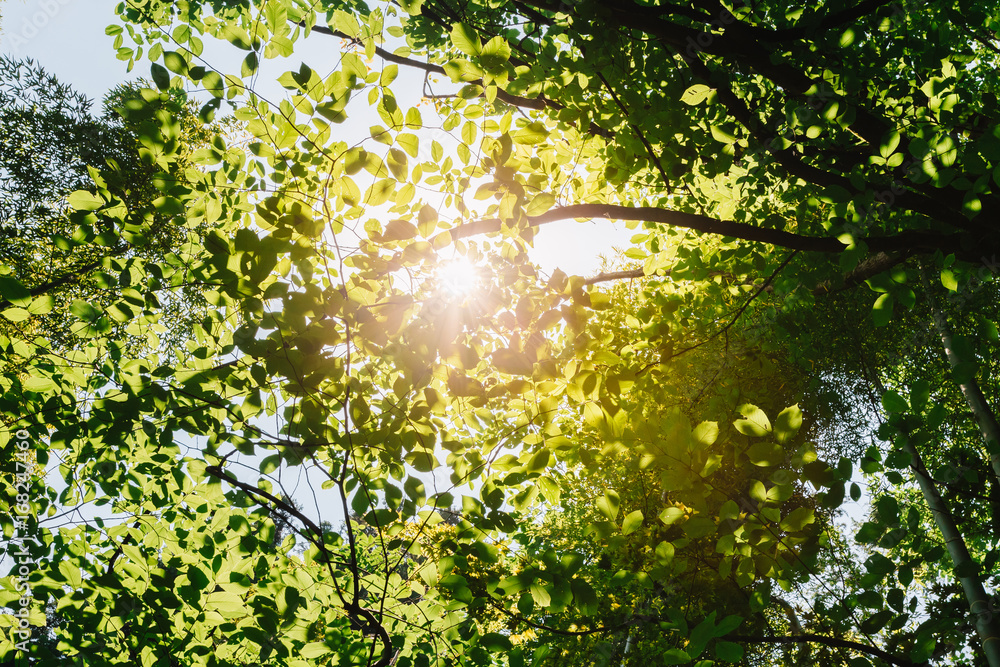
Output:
top-left (308, 24), bottom-right (613, 139)
top-left (0, 259), bottom-right (102, 311)
top-left (729, 633), bottom-right (924, 667)
top-left (813, 251), bottom-right (914, 295)
top-left (205, 463), bottom-right (397, 667)
top-left (583, 269), bottom-right (646, 285)
top-left (437, 203), bottom-right (964, 256)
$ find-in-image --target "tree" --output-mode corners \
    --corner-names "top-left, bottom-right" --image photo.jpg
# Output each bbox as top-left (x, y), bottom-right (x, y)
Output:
top-left (0, 56), bottom-right (234, 354)
top-left (2, 0), bottom-right (1000, 665)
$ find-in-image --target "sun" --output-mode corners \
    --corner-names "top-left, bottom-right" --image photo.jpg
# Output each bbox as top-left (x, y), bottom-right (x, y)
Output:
top-left (436, 257), bottom-right (482, 297)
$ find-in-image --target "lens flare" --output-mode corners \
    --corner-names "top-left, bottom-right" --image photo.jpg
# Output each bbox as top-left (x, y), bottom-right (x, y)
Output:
top-left (437, 257), bottom-right (481, 297)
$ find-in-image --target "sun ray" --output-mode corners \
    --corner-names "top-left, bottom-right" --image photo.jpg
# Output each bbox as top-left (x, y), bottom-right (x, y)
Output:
top-left (436, 256), bottom-right (482, 298)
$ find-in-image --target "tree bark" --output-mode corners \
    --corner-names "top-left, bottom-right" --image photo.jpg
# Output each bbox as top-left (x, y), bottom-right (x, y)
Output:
top-left (921, 265), bottom-right (1000, 482)
top-left (869, 348), bottom-right (1000, 666)
top-left (898, 435), bottom-right (1000, 666)
top-left (729, 632), bottom-right (920, 666)
top-left (0, 259), bottom-right (103, 311)
top-left (439, 203), bottom-right (964, 257)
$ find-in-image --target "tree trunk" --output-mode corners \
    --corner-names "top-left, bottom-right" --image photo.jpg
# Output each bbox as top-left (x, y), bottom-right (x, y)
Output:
top-left (899, 436), bottom-right (1000, 666)
top-left (869, 348), bottom-right (1000, 665)
top-left (921, 266), bottom-right (1000, 481)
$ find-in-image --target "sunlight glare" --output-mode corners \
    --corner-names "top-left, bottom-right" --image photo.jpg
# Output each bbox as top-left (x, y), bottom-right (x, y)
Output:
top-left (437, 257), bottom-right (482, 297)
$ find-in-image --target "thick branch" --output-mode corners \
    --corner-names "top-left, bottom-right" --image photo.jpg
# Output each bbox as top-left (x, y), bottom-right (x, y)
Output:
top-left (583, 269), bottom-right (645, 285)
top-left (0, 259), bottom-right (102, 311)
top-left (754, 0), bottom-right (901, 41)
top-left (438, 203), bottom-right (963, 256)
top-left (812, 251), bottom-right (913, 295)
top-left (729, 634), bottom-right (921, 667)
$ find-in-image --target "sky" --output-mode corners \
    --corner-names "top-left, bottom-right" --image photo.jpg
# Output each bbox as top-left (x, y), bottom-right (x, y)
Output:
top-left (0, 0), bottom-right (633, 279)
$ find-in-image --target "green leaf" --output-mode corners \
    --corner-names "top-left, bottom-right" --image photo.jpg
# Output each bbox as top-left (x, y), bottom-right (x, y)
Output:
top-left (222, 24), bottom-right (252, 50)
top-left (163, 51), bottom-right (187, 74)
top-left (527, 193), bottom-right (556, 216)
top-left (27, 295), bottom-right (55, 315)
top-left (909, 379), bottom-right (930, 413)
top-left (879, 130), bottom-right (901, 158)
top-left (681, 84), bottom-right (712, 105)
top-left (365, 179), bottom-right (395, 206)
top-left (380, 64), bottom-right (399, 87)
top-left (58, 560), bottom-right (83, 589)
top-left (655, 540), bottom-right (675, 564)
top-left (659, 507), bottom-right (684, 525)
top-left (747, 442), bottom-right (784, 467)
top-left (70, 300), bottom-right (100, 322)
top-left (2, 307), bottom-right (30, 322)
top-left (585, 521), bottom-right (616, 539)
top-left (711, 124), bottom-right (737, 144)
top-left (491, 348), bottom-right (533, 375)
top-left (241, 52), bottom-right (259, 77)
top-left (621, 510), bottom-right (643, 535)
top-left (261, 454), bottom-right (281, 475)
top-left (300, 643), bottom-right (332, 659)
top-left (67, 190), bottom-right (105, 211)
top-left (872, 292), bottom-right (893, 326)
top-left (940, 268), bottom-right (958, 291)
top-left (861, 610), bottom-right (894, 634)
top-left (512, 485), bottom-right (540, 511)
top-left (0, 276), bottom-right (31, 306)
top-left (399, 0), bottom-right (423, 14)
top-left (662, 648), bottom-right (691, 664)
top-left (529, 581), bottom-right (551, 607)
top-left (735, 404), bottom-right (771, 436)
top-left (201, 71), bottom-right (225, 98)
top-left (773, 404), bottom-right (802, 443)
top-left (517, 592), bottom-right (533, 616)
top-left (715, 642), bottom-right (744, 662)
top-left (526, 449), bottom-right (550, 473)
top-left (692, 421), bottom-right (719, 448)
top-left (150, 62), bottom-right (170, 90)
top-left (480, 633), bottom-right (513, 652)
top-left (450, 23), bottom-right (482, 57)
top-left (512, 122), bottom-right (548, 145)
top-left (856, 522), bottom-right (884, 544)
top-left (683, 517), bottom-right (717, 539)
top-left (479, 36), bottom-right (511, 73)
top-left (779, 507), bottom-right (814, 531)
top-left (881, 390), bottom-right (908, 414)
top-left (596, 490), bottom-right (620, 520)
top-left (381, 219), bottom-right (418, 242)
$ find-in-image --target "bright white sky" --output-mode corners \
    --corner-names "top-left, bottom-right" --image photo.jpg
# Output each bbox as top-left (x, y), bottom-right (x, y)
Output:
top-left (0, 0), bottom-right (632, 278)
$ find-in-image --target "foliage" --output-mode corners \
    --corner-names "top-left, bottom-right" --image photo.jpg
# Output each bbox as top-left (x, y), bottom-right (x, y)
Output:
top-left (0, 56), bottom-right (234, 354)
top-left (2, 0), bottom-right (1000, 666)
